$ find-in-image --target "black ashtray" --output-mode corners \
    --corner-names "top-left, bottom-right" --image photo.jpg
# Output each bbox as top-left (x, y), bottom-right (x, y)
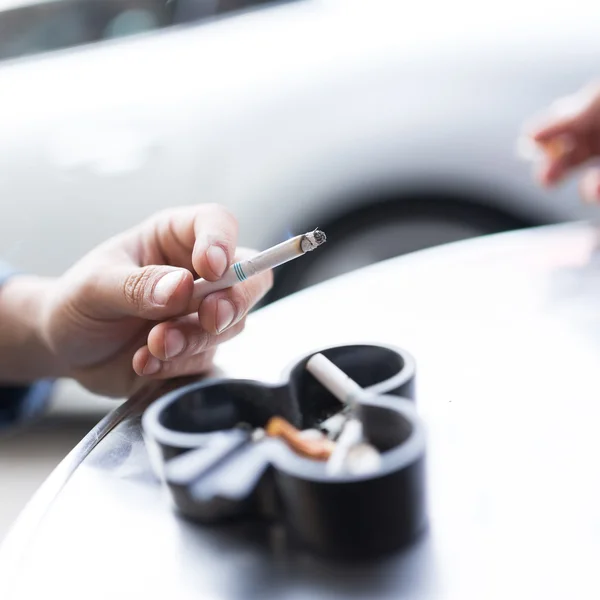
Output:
top-left (142, 343), bottom-right (426, 560)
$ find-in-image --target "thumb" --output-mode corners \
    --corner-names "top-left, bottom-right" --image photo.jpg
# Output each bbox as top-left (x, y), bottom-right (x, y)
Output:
top-left (87, 264), bottom-right (194, 320)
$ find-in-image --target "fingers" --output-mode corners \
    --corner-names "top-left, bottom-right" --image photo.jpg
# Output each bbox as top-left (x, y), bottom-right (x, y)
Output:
top-left (133, 345), bottom-right (217, 379)
top-left (86, 204), bottom-right (241, 321)
top-left (190, 205), bottom-right (239, 281)
top-left (131, 243), bottom-right (271, 376)
top-left (530, 123), bottom-right (578, 187)
top-left (536, 135), bottom-right (598, 187)
top-left (579, 168), bottom-right (600, 204)
top-left (532, 88), bottom-right (594, 142)
top-left (76, 263), bottom-right (195, 321)
top-left (132, 317), bottom-right (245, 376)
top-left (137, 204), bottom-right (239, 280)
top-left (536, 148), bottom-right (574, 187)
top-left (527, 86), bottom-right (600, 187)
top-left (198, 262), bottom-right (273, 334)
top-left (532, 120), bottom-right (574, 145)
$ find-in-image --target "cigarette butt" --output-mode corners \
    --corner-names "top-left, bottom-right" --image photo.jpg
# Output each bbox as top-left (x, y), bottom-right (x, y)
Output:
top-left (320, 413), bottom-right (348, 439)
top-left (298, 428), bottom-right (327, 440)
top-left (345, 443), bottom-right (382, 475)
top-left (326, 419), bottom-right (364, 475)
top-left (306, 353), bottom-right (364, 407)
top-left (266, 417), bottom-right (335, 461)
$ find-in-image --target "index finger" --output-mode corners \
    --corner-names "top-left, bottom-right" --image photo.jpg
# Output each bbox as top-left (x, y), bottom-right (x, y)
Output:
top-left (191, 204), bottom-right (239, 282)
top-left (140, 204), bottom-right (239, 281)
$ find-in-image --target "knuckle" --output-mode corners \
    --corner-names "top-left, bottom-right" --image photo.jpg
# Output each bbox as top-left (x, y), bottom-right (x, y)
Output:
top-left (124, 269), bottom-right (153, 309)
top-left (143, 208), bottom-right (172, 231)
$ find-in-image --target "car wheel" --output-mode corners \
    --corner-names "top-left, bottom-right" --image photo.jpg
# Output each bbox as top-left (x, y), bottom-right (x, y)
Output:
top-left (262, 196), bottom-right (537, 305)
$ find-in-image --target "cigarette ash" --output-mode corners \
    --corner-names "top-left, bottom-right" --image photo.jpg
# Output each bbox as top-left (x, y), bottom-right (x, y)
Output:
top-left (300, 228), bottom-right (327, 252)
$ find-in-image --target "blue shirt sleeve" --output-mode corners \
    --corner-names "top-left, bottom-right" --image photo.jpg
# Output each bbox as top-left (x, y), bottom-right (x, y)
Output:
top-left (0, 262), bottom-right (53, 430)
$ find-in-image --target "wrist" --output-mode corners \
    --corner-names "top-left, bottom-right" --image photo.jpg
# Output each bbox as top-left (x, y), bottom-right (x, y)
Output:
top-left (0, 275), bottom-right (66, 383)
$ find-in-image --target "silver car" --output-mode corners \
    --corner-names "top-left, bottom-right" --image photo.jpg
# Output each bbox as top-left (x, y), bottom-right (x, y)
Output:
top-left (0, 0), bottom-right (598, 303)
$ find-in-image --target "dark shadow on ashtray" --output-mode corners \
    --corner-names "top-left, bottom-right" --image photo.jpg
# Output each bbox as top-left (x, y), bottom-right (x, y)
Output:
top-left (142, 343), bottom-right (426, 560)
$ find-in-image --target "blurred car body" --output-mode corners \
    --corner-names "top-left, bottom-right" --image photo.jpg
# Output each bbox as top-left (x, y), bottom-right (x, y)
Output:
top-left (0, 0), bottom-right (599, 302)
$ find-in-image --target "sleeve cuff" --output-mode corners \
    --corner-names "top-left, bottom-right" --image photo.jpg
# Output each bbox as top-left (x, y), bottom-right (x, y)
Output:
top-left (0, 380), bottom-right (54, 430)
top-left (0, 262), bottom-right (53, 429)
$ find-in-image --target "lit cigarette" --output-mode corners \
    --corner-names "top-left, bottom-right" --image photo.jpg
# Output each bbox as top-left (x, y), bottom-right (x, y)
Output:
top-left (516, 134), bottom-right (574, 163)
top-left (192, 229), bottom-right (326, 301)
top-left (306, 353), bottom-right (365, 409)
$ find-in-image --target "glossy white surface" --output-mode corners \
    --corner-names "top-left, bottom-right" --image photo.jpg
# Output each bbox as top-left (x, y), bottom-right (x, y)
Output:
top-left (3, 224), bottom-right (600, 599)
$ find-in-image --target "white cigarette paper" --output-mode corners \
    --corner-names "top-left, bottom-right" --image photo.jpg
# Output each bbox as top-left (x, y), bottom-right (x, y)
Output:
top-left (306, 353), bottom-right (365, 408)
top-left (345, 443), bottom-right (382, 475)
top-left (326, 419), bottom-right (364, 475)
top-left (192, 229), bottom-right (326, 301)
top-left (307, 353), bottom-right (383, 474)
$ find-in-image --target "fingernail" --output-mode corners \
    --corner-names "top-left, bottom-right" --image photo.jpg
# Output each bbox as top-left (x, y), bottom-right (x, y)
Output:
top-left (153, 271), bottom-right (185, 306)
top-left (165, 328), bottom-right (186, 360)
top-left (207, 245), bottom-right (228, 279)
top-left (143, 356), bottom-right (161, 375)
top-left (216, 299), bottom-right (235, 333)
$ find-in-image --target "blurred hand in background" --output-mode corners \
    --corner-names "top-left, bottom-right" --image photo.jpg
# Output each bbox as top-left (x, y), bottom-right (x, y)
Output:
top-left (529, 83), bottom-right (600, 201)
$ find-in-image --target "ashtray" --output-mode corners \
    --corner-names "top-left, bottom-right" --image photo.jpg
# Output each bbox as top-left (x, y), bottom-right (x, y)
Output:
top-left (142, 343), bottom-right (426, 559)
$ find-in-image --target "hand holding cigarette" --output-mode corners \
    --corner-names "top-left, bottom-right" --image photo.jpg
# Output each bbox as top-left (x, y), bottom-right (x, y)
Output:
top-left (14, 205), bottom-right (276, 397)
top-left (521, 83), bottom-right (600, 201)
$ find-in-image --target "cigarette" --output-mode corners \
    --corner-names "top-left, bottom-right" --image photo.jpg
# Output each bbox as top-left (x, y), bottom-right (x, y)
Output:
top-left (326, 419), bottom-right (364, 475)
top-left (306, 353), bottom-right (365, 409)
top-left (306, 354), bottom-right (383, 475)
top-left (265, 417), bottom-right (335, 461)
top-left (345, 443), bottom-right (382, 475)
top-left (192, 229), bottom-right (326, 301)
top-left (516, 134), bottom-right (574, 163)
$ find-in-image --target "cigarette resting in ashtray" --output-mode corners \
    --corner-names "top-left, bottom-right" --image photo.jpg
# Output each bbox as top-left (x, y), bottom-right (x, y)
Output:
top-left (249, 354), bottom-right (382, 476)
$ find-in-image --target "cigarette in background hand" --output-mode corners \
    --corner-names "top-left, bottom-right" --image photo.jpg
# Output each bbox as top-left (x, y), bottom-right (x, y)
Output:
top-left (516, 133), bottom-right (574, 163)
top-left (192, 229), bottom-right (326, 301)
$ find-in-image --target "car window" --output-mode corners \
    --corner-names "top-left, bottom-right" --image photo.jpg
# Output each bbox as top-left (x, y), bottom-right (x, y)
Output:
top-left (0, 0), bottom-right (169, 61)
top-left (0, 0), bottom-right (284, 62)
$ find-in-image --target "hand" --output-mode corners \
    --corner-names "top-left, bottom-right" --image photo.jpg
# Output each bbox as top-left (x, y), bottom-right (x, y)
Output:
top-left (35, 205), bottom-right (272, 396)
top-left (528, 83), bottom-right (600, 200)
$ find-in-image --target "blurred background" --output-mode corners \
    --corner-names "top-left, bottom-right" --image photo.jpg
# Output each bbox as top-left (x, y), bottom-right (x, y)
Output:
top-left (1, 0), bottom-right (600, 540)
